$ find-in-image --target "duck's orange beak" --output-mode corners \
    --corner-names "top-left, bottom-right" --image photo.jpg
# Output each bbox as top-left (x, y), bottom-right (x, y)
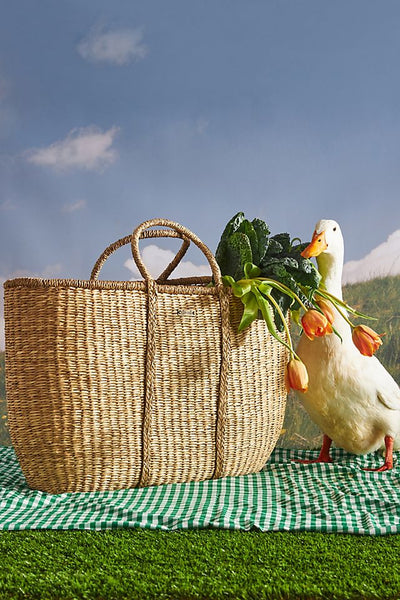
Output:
top-left (301, 230), bottom-right (328, 258)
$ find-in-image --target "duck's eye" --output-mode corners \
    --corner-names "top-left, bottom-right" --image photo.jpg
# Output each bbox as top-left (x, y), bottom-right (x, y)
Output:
top-left (333, 227), bottom-right (337, 232)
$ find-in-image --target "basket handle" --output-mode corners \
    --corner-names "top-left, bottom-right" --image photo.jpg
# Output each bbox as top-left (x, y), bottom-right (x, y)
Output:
top-left (90, 219), bottom-right (222, 285)
top-left (131, 218), bottom-right (222, 285)
top-left (90, 229), bottom-right (191, 282)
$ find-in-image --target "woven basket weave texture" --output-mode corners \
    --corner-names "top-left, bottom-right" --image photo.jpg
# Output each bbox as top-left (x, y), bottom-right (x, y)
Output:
top-left (4, 219), bottom-right (288, 493)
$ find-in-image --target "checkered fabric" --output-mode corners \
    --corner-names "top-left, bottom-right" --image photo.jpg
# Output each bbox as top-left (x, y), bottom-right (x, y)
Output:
top-left (1, 447), bottom-right (399, 534)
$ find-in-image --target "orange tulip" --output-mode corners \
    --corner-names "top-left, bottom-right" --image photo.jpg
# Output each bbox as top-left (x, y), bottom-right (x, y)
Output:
top-left (315, 298), bottom-right (335, 325)
top-left (285, 358), bottom-right (309, 393)
top-left (301, 309), bottom-right (333, 340)
top-left (352, 324), bottom-right (383, 356)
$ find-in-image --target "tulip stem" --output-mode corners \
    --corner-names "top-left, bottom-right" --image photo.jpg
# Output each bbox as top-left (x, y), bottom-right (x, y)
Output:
top-left (319, 296), bottom-right (355, 329)
top-left (256, 278), bottom-right (309, 313)
top-left (264, 292), bottom-right (301, 361)
top-left (316, 288), bottom-right (377, 321)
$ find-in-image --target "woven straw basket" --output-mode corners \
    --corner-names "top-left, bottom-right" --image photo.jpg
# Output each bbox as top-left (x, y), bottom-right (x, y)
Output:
top-left (4, 219), bottom-right (289, 493)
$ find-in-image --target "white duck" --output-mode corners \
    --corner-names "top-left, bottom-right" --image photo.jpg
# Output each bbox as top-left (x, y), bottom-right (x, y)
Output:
top-left (296, 219), bottom-right (400, 471)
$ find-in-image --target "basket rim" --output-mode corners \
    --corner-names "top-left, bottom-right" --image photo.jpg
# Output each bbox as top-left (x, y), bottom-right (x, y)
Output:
top-left (3, 276), bottom-right (224, 296)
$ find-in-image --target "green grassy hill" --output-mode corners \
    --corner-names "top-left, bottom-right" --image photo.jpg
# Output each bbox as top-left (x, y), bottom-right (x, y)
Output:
top-left (1, 275), bottom-right (399, 448)
top-left (344, 274), bottom-right (400, 383)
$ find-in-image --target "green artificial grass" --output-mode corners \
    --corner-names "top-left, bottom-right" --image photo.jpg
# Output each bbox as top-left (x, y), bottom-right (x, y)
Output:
top-left (1, 529), bottom-right (400, 599)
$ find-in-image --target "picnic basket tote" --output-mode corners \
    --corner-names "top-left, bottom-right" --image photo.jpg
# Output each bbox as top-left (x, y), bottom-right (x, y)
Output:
top-left (4, 218), bottom-right (289, 494)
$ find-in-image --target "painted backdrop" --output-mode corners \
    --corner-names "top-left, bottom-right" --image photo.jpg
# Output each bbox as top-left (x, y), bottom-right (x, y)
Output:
top-left (1, 1), bottom-right (400, 447)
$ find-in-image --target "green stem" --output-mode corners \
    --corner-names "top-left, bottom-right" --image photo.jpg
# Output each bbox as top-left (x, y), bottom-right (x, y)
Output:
top-left (265, 291), bottom-right (300, 361)
top-left (315, 290), bottom-right (354, 328)
top-left (256, 277), bottom-right (309, 312)
top-left (316, 288), bottom-right (377, 321)
top-left (334, 305), bottom-right (354, 328)
top-left (252, 287), bottom-right (297, 359)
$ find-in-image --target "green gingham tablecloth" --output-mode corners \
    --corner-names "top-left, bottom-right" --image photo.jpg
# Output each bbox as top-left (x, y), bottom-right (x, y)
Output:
top-left (1, 447), bottom-right (399, 534)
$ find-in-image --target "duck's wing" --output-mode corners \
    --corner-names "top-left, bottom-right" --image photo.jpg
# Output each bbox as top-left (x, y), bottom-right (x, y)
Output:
top-left (377, 389), bottom-right (400, 411)
top-left (371, 357), bottom-right (400, 411)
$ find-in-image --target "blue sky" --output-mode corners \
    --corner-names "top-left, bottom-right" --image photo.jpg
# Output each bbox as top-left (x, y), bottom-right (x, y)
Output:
top-left (1, 0), bottom-right (400, 304)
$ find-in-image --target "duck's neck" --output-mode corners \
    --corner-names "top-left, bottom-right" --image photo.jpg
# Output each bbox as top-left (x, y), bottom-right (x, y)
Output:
top-left (316, 252), bottom-right (344, 299)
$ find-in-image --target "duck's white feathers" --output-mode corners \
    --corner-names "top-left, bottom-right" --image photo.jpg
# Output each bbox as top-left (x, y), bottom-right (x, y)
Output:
top-left (297, 326), bottom-right (400, 454)
top-left (296, 219), bottom-right (400, 455)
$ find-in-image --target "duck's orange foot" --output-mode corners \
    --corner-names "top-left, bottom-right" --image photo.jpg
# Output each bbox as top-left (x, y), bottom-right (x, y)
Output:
top-left (362, 464), bottom-right (392, 472)
top-left (362, 436), bottom-right (394, 472)
top-left (293, 434), bottom-right (333, 465)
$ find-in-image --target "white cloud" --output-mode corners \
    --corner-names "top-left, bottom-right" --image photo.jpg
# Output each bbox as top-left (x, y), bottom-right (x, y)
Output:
top-left (77, 25), bottom-right (148, 66)
top-left (62, 199), bottom-right (87, 213)
top-left (26, 126), bottom-right (119, 171)
top-left (124, 244), bottom-right (211, 280)
top-left (343, 229), bottom-right (400, 284)
top-left (39, 264), bottom-right (63, 278)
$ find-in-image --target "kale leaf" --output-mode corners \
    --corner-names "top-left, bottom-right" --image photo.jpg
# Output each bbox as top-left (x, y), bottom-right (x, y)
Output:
top-left (216, 213), bottom-right (320, 331)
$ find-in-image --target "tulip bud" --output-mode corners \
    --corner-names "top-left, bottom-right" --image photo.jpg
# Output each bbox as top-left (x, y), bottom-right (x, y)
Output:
top-left (352, 324), bottom-right (383, 356)
top-left (301, 309), bottom-right (333, 340)
top-left (285, 358), bottom-right (309, 393)
top-left (315, 298), bottom-right (335, 325)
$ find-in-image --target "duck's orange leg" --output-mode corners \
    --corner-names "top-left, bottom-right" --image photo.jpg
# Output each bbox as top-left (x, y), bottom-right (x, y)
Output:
top-left (295, 434), bottom-right (333, 464)
top-left (363, 435), bottom-right (394, 472)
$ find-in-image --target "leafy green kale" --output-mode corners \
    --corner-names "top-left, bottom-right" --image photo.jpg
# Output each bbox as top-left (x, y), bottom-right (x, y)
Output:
top-left (215, 213), bottom-right (321, 332)
top-left (215, 213), bottom-right (270, 280)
